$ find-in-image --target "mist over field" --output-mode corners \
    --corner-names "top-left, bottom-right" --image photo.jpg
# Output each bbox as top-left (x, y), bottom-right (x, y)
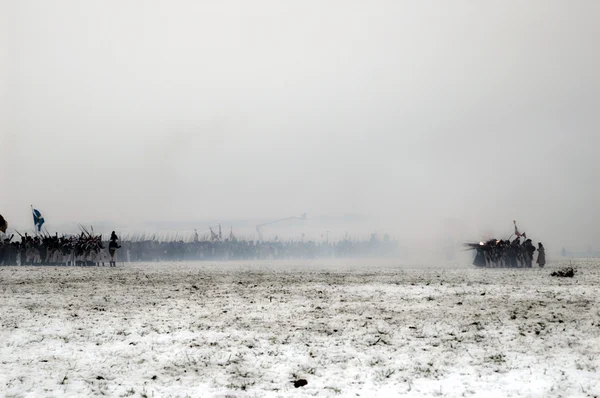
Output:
top-left (2, 3), bottom-right (600, 397)
top-left (1, 2), bottom-right (599, 252)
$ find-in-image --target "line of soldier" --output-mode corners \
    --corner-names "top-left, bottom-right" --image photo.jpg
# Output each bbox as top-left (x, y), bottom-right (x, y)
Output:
top-left (0, 232), bottom-right (400, 265)
top-left (467, 237), bottom-right (546, 268)
top-left (124, 236), bottom-right (400, 262)
top-left (0, 232), bottom-right (108, 266)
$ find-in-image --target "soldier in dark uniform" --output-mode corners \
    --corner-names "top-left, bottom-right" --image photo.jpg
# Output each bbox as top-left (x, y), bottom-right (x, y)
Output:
top-left (473, 244), bottom-right (487, 267)
top-left (7, 240), bottom-right (18, 265)
top-left (523, 239), bottom-right (536, 267)
top-left (109, 231), bottom-right (121, 267)
top-left (509, 238), bottom-right (520, 267)
top-left (20, 236), bottom-right (27, 265)
top-left (536, 242), bottom-right (546, 267)
top-left (0, 238), bottom-right (6, 265)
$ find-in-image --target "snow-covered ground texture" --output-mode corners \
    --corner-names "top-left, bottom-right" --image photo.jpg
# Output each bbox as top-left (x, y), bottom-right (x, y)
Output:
top-left (1, 259), bottom-right (599, 398)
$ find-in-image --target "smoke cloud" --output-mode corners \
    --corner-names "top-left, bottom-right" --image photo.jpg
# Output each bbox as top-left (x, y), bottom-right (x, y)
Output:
top-left (2, 1), bottom-right (599, 254)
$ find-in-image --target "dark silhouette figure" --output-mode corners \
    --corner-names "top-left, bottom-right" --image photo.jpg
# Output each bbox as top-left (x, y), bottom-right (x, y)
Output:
top-left (109, 231), bottom-right (121, 267)
top-left (537, 242), bottom-right (546, 267)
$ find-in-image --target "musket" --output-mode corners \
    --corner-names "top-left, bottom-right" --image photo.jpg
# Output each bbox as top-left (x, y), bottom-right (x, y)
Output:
top-left (78, 224), bottom-right (92, 238)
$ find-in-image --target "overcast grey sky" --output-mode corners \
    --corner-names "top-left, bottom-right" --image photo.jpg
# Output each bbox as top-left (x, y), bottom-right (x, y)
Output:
top-left (1, 1), bottom-right (599, 247)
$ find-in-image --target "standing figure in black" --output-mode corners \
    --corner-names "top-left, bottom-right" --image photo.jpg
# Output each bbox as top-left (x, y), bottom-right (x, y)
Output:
top-left (109, 231), bottom-right (121, 267)
top-left (523, 239), bottom-right (536, 267)
top-left (537, 242), bottom-right (546, 267)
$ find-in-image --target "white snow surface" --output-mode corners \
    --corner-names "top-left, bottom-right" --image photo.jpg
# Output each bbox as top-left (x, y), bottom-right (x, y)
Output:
top-left (1, 259), bottom-right (599, 398)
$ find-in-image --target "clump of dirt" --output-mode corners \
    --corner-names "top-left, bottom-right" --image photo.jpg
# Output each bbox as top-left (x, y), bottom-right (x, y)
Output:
top-left (293, 379), bottom-right (308, 388)
top-left (551, 267), bottom-right (575, 278)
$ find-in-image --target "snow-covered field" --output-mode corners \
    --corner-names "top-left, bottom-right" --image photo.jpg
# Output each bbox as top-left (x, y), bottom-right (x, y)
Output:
top-left (1, 259), bottom-right (599, 398)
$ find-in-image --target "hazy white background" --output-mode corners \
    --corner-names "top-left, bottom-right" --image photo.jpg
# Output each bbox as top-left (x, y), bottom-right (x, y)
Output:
top-left (1, 1), bottom-right (599, 249)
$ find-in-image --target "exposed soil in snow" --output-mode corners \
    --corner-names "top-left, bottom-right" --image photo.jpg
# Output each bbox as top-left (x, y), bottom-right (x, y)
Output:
top-left (1, 259), bottom-right (599, 397)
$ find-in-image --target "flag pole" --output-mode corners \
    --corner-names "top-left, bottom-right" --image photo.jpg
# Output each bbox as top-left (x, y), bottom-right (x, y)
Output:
top-left (31, 205), bottom-right (36, 236)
